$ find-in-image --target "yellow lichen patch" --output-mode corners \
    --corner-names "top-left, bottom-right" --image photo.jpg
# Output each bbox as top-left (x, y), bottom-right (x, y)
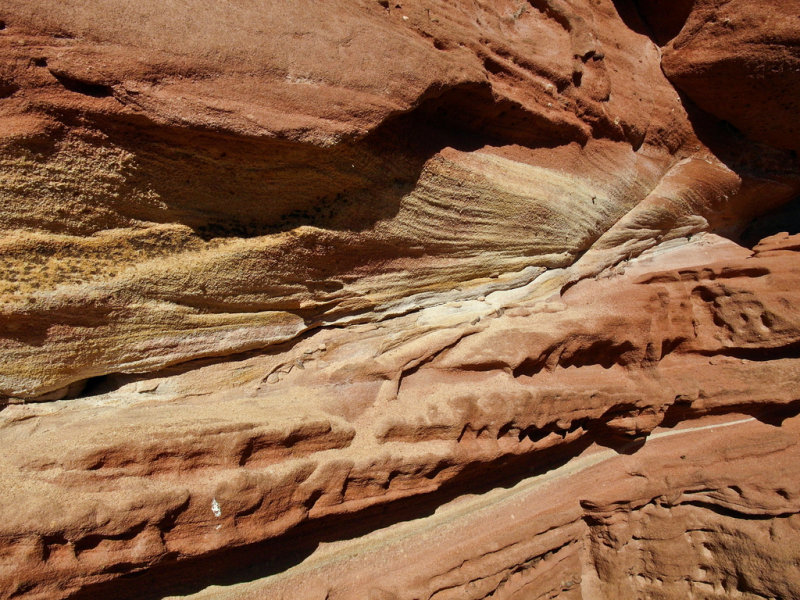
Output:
top-left (0, 225), bottom-right (205, 302)
top-left (0, 132), bottom-right (161, 234)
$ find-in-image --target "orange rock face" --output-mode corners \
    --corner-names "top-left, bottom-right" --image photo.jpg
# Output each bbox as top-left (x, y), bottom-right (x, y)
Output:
top-left (661, 0), bottom-right (800, 152)
top-left (0, 1), bottom-right (798, 599)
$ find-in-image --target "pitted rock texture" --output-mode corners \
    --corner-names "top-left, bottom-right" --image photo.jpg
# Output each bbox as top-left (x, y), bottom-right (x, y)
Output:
top-left (0, 1), bottom-right (799, 599)
top-left (661, 0), bottom-right (800, 152)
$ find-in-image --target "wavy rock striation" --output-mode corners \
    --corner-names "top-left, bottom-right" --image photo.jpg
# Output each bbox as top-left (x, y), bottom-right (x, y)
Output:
top-left (0, 1), bottom-right (798, 599)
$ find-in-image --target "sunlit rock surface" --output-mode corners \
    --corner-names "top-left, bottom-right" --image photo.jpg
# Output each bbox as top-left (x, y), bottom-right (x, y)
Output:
top-left (0, 1), bottom-right (798, 599)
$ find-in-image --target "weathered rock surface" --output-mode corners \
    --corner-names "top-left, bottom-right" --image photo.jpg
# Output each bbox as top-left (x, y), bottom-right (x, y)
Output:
top-left (0, 1), bottom-right (798, 599)
top-left (661, 0), bottom-right (800, 152)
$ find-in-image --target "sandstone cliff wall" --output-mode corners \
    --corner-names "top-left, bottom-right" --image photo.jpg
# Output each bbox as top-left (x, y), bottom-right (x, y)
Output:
top-left (1, 1), bottom-right (799, 598)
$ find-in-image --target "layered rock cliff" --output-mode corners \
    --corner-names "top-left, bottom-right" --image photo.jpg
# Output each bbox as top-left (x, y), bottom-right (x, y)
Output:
top-left (1, 1), bottom-right (799, 598)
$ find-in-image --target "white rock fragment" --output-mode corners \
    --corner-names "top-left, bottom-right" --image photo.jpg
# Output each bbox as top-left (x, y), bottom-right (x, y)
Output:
top-left (135, 380), bottom-right (160, 394)
top-left (211, 498), bottom-right (222, 518)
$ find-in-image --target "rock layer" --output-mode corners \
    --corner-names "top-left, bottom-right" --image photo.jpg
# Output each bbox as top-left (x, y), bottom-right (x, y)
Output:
top-left (0, 1), bottom-right (799, 599)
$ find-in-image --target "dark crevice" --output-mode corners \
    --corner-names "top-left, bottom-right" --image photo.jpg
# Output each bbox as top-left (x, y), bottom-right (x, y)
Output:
top-left (73, 523), bottom-right (150, 556)
top-left (77, 374), bottom-right (119, 398)
top-left (237, 438), bottom-right (256, 468)
top-left (49, 71), bottom-right (114, 98)
top-left (740, 195), bottom-right (800, 248)
top-left (659, 337), bottom-right (686, 360)
top-left (692, 109), bottom-right (799, 179)
top-left (661, 398), bottom-right (800, 429)
top-left (518, 419), bottom-right (587, 444)
top-left (513, 339), bottom-right (638, 378)
top-left (30, 372), bottom-right (138, 402)
top-left (526, 0), bottom-right (572, 32)
top-left (41, 534), bottom-right (70, 562)
top-left (691, 341), bottom-right (800, 363)
top-left (682, 500), bottom-right (796, 522)
top-left (459, 361), bottom-right (515, 374)
top-left (0, 79), bottom-right (19, 98)
top-left (610, 0), bottom-right (693, 45)
top-left (748, 398), bottom-right (800, 427)
top-left (660, 91), bottom-right (800, 246)
top-left (157, 497), bottom-right (192, 533)
top-left (608, 0), bottom-right (654, 39)
top-left (638, 266), bottom-right (772, 285)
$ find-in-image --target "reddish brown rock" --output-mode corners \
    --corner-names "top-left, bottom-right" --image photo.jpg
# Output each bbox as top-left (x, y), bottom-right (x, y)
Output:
top-left (661, 0), bottom-right (800, 151)
top-left (0, 1), bottom-right (799, 599)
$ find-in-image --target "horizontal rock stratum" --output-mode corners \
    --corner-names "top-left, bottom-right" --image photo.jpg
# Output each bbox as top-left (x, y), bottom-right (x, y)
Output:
top-left (1, 1), bottom-right (799, 599)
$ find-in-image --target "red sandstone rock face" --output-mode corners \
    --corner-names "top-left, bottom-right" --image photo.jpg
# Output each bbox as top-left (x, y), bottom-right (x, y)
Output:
top-left (0, 1), bottom-right (798, 599)
top-left (661, 0), bottom-right (800, 152)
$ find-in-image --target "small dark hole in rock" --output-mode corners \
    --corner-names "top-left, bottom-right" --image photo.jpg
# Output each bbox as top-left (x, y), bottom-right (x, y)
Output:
top-left (0, 80), bottom-right (18, 98)
top-left (740, 195), bottom-right (800, 248)
top-left (51, 71), bottom-right (113, 98)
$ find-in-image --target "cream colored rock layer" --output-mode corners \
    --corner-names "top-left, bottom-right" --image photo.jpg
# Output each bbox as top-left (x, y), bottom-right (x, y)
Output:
top-left (1, 136), bottom-right (700, 399)
top-left (2, 233), bottom-right (799, 599)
